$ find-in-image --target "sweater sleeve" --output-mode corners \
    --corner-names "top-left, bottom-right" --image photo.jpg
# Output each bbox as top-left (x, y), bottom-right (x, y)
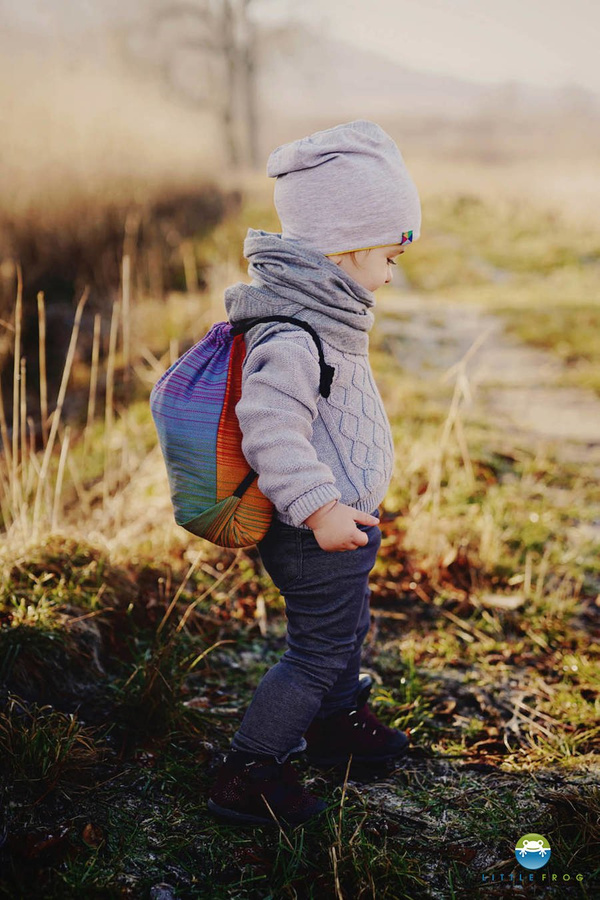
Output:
top-left (236, 331), bottom-right (341, 526)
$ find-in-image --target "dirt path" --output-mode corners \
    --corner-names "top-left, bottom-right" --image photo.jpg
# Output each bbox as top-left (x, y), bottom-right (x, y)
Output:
top-left (377, 292), bottom-right (600, 467)
top-left (109, 294), bottom-right (600, 554)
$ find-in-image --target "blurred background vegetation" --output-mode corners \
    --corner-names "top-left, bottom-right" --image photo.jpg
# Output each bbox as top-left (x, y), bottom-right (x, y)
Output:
top-left (1, 2), bottom-right (599, 897)
top-left (1, 0), bottom-right (599, 445)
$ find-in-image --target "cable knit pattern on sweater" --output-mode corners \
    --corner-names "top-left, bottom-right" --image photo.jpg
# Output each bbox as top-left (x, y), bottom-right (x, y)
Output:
top-left (326, 357), bottom-right (393, 492)
top-left (224, 229), bottom-right (395, 528)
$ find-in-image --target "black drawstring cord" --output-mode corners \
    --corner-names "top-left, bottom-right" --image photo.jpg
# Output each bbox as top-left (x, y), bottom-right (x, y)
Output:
top-left (230, 315), bottom-right (335, 399)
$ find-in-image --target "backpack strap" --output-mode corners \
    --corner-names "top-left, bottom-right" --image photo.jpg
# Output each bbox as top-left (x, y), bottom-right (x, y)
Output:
top-left (230, 315), bottom-right (335, 399)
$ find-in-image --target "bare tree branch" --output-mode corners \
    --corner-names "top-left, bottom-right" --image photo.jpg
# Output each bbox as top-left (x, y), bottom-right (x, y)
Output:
top-left (113, 0), bottom-right (268, 168)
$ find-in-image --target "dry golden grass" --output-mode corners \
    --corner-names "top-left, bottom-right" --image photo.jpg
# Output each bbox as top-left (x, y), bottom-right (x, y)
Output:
top-left (0, 47), bottom-right (223, 218)
top-left (1, 162), bottom-right (599, 898)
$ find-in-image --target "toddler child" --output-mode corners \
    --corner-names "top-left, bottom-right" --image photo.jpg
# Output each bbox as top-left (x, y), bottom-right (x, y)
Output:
top-left (208, 119), bottom-right (421, 826)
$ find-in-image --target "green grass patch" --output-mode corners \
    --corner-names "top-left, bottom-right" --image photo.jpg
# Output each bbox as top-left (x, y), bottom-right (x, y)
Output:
top-left (2, 188), bottom-right (600, 897)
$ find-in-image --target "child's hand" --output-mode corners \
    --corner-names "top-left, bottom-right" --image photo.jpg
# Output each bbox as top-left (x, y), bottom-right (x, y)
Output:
top-left (304, 501), bottom-right (379, 552)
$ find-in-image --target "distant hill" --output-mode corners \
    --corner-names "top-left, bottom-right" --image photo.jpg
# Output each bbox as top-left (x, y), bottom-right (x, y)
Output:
top-left (255, 23), bottom-right (600, 159)
top-left (1, 8), bottom-right (599, 176)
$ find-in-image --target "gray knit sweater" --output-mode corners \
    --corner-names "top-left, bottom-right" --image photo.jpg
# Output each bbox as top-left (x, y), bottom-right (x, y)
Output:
top-left (224, 229), bottom-right (395, 529)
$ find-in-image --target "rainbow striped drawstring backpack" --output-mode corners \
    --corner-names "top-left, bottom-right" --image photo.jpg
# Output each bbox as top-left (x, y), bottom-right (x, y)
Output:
top-left (150, 316), bottom-right (334, 548)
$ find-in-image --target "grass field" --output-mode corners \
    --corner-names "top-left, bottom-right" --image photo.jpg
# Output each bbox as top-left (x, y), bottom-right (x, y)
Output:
top-left (1, 168), bottom-right (599, 898)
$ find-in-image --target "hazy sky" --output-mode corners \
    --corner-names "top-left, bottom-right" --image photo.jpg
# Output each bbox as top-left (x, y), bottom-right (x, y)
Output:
top-left (255, 0), bottom-right (600, 93)
top-left (3, 0), bottom-right (599, 94)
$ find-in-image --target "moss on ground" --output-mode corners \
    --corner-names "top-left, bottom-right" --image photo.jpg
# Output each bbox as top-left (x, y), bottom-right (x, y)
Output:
top-left (1, 189), bottom-right (600, 897)
top-left (1, 514), bottom-right (598, 898)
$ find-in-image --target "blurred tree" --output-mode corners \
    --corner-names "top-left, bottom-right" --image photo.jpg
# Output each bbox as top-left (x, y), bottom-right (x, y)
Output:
top-left (110, 0), bottom-right (265, 170)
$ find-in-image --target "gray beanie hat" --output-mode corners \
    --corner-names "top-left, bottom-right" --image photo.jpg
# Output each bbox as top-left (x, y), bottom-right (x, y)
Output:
top-left (266, 119), bottom-right (421, 256)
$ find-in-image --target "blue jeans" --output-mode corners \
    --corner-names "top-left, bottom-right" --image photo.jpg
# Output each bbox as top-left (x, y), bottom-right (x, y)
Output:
top-left (230, 512), bottom-right (381, 764)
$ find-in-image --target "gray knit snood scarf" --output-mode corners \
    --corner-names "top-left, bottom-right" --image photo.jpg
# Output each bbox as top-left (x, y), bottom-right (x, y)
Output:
top-left (224, 228), bottom-right (375, 354)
